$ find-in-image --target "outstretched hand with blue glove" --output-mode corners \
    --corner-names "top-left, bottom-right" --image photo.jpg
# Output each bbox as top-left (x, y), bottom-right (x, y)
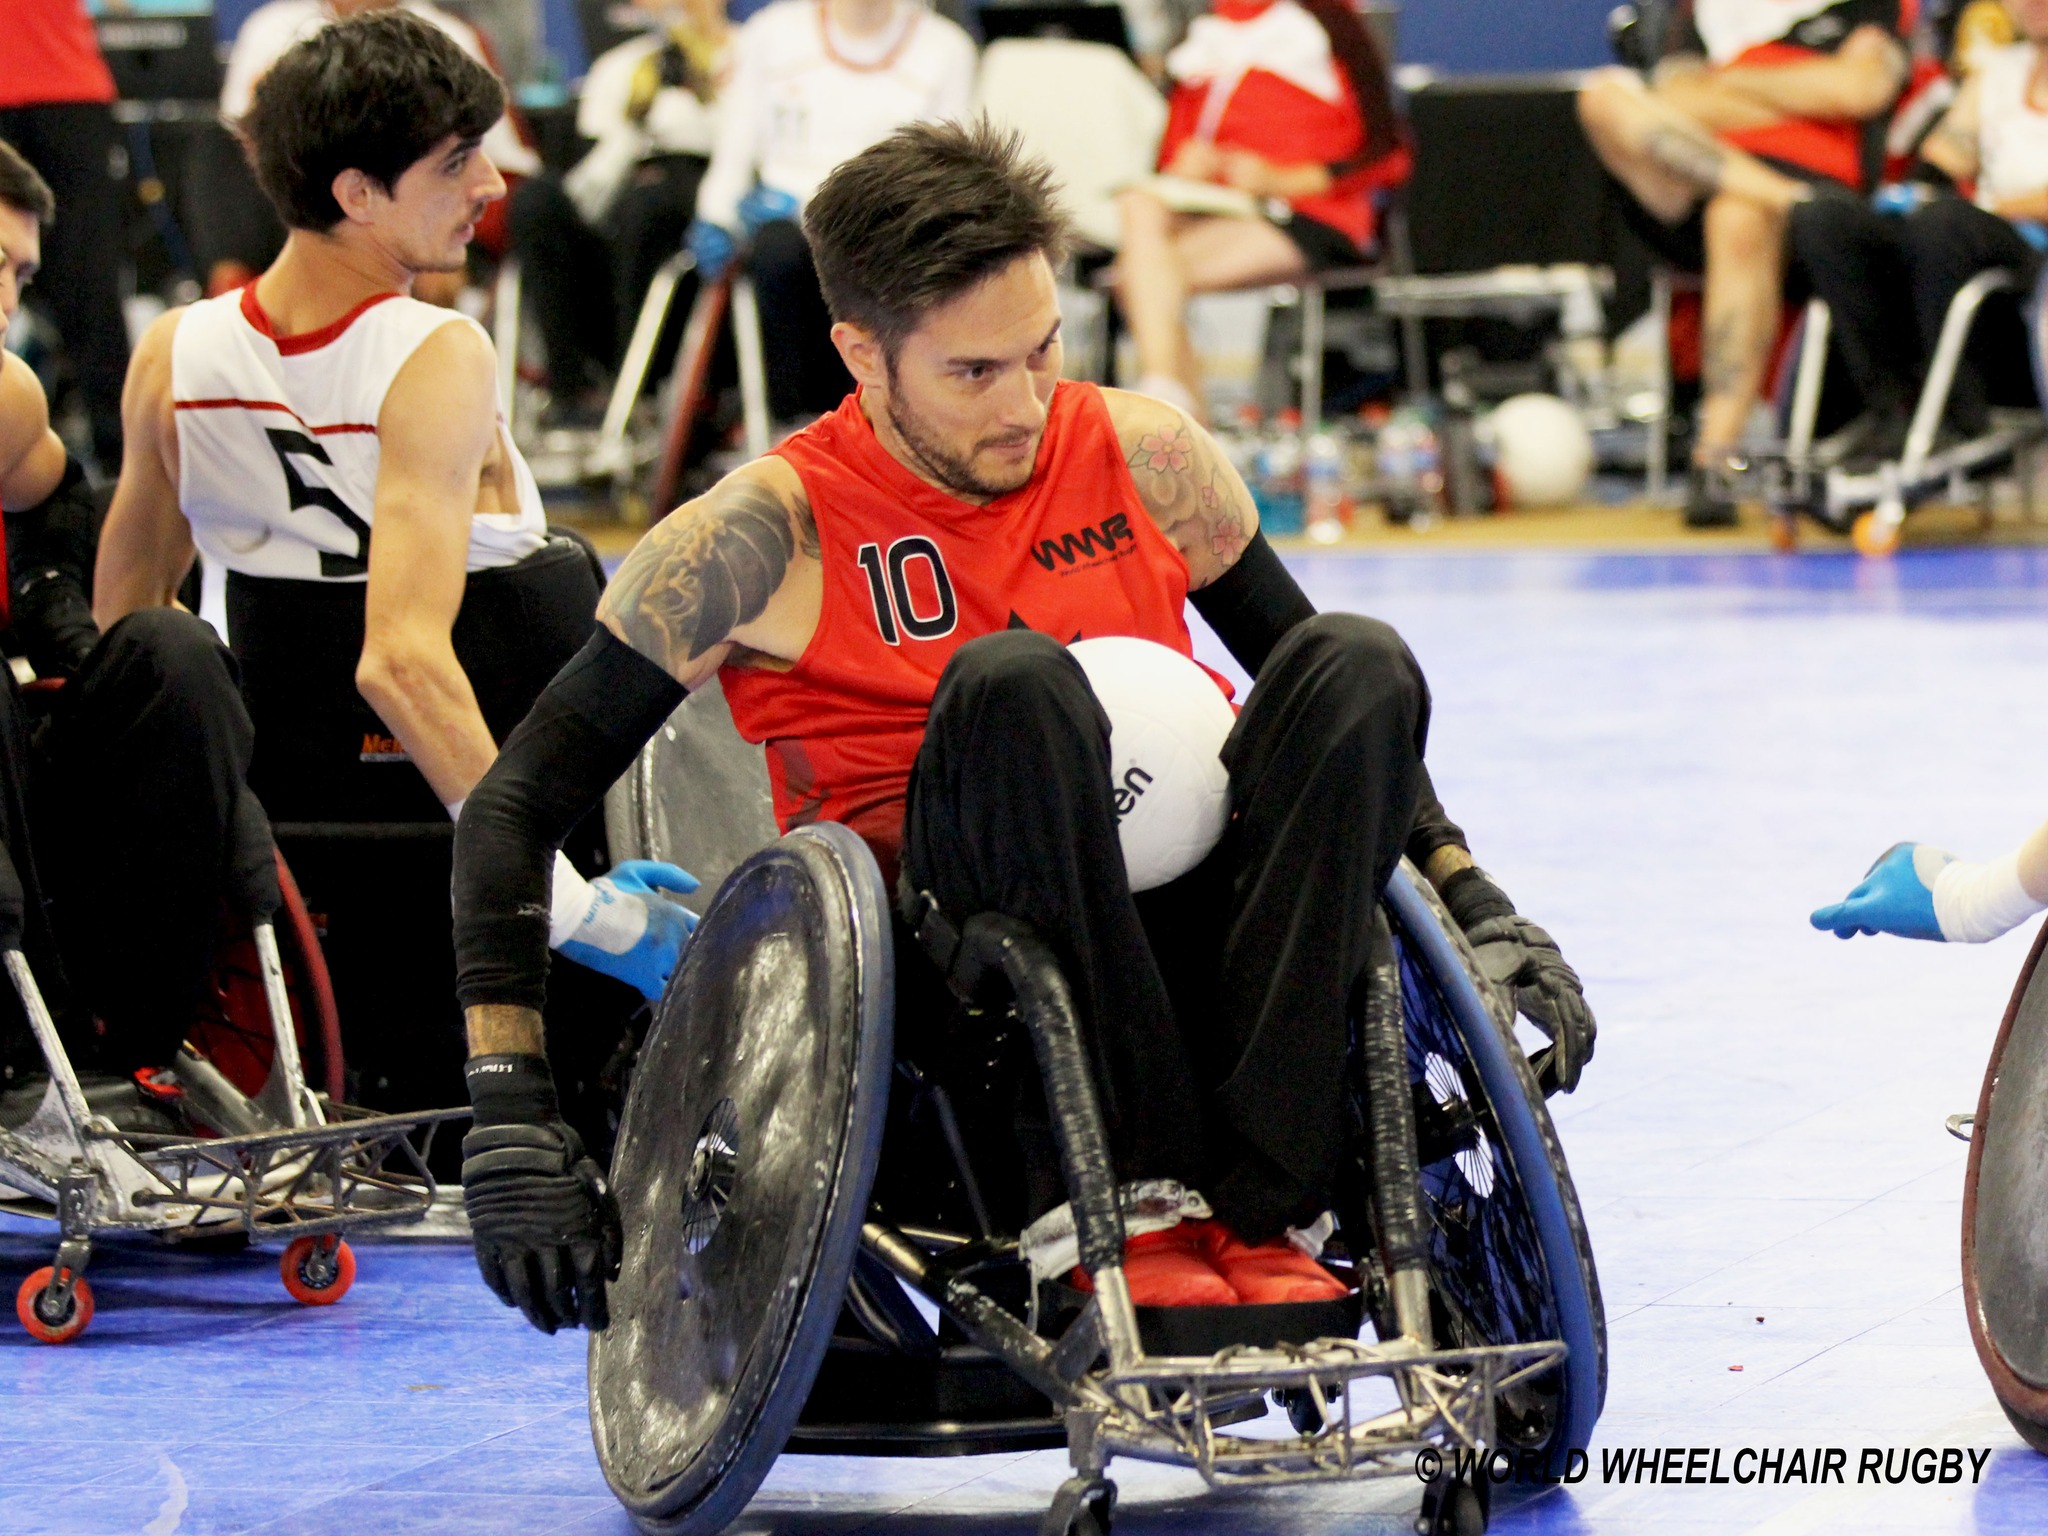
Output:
top-left (686, 219), bottom-right (736, 282)
top-left (551, 856), bottom-right (701, 999)
top-left (1810, 842), bottom-right (1952, 941)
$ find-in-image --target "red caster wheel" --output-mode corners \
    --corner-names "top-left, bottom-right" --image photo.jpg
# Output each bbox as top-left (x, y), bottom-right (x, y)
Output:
top-left (17, 1267), bottom-right (94, 1344)
top-left (281, 1236), bottom-right (356, 1306)
top-left (1852, 510), bottom-right (1901, 557)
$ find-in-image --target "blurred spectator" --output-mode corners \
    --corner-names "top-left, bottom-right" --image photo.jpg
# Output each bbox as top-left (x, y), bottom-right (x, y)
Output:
top-left (688, 0), bottom-right (976, 424)
top-left (1793, 0), bottom-right (2048, 450)
top-left (1110, 0), bottom-right (1409, 421)
top-left (508, 0), bottom-right (727, 421)
top-left (192, 0), bottom-right (541, 299)
top-left (0, 0), bottom-right (129, 469)
top-left (1578, 2), bottom-right (1909, 527)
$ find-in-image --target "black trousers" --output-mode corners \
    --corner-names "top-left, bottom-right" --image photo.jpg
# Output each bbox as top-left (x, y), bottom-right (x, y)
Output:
top-left (20, 611), bottom-right (260, 1073)
top-left (899, 616), bottom-right (1428, 1241)
top-left (747, 217), bottom-right (852, 421)
top-left (506, 156), bottom-right (706, 398)
top-left (0, 103), bottom-right (130, 468)
top-left (1790, 195), bottom-right (2041, 435)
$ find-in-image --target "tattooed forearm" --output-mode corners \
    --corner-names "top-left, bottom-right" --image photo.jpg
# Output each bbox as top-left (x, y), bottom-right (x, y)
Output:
top-left (600, 477), bottom-right (815, 679)
top-left (1123, 415), bottom-right (1252, 586)
top-left (1644, 124), bottom-right (1728, 193)
top-left (1701, 310), bottom-right (1752, 399)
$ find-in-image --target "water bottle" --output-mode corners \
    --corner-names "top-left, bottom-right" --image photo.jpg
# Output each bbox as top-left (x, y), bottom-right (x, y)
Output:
top-left (1304, 424), bottom-right (1348, 544)
top-left (1256, 409), bottom-right (1305, 536)
top-left (1379, 408), bottom-right (1445, 526)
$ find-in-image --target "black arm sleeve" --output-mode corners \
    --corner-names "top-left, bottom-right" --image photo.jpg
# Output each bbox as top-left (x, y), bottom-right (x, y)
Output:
top-left (1187, 530), bottom-right (1316, 678)
top-left (1189, 531), bottom-right (1469, 865)
top-left (454, 629), bottom-right (688, 1014)
top-left (5, 456), bottom-right (103, 680)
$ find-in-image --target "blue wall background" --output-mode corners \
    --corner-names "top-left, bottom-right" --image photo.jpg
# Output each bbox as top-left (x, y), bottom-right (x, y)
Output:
top-left (1397, 0), bottom-right (1614, 74)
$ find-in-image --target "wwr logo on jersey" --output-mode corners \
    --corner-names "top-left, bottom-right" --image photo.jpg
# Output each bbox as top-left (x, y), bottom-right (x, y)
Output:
top-left (1031, 511), bottom-right (1137, 574)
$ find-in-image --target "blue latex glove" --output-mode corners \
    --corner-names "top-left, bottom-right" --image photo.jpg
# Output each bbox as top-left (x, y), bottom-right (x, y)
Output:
top-left (557, 860), bottom-right (702, 998)
top-left (687, 219), bottom-right (736, 282)
top-left (1809, 842), bottom-right (1953, 941)
top-left (2016, 220), bottom-right (2048, 253)
top-left (737, 184), bottom-right (800, 238)
top-left (1871, 182), bottom-right (1934, 218)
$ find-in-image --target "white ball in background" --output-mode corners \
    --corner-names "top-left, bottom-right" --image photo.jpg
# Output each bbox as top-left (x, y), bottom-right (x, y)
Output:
top-left (1486, 393), bottom-right (1595, 508)
top-left (1068, 637), bottom-right (1235, 892)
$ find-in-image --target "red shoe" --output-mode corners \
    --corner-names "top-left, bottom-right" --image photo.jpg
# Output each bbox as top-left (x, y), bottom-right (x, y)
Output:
top-left (1069, 1224), bottom-right (1237, 1307)
top-left (1193, 1221), bottom-right (1350, 1305)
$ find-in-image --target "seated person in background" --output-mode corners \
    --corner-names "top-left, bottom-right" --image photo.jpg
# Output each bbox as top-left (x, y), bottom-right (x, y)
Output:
top-left (1113, 0), bottom-right (1410, 422)
top-left (0, 139), bottom-right (268, 1086)
top-left (508, 0), bottom-right (727, 424)
top-left (92, 17), bottom-right (694, 1105)
top-left (191, 0), bottom-right (541, 302)
top-left (1578, 0), bottom-right (1909, 527)
top-left (448, 121), bottom-right (1596, 1335)
top-left (1791, 0), bottom-right (2048, 453)
top-left (686, 0), bottom-right (976, 429)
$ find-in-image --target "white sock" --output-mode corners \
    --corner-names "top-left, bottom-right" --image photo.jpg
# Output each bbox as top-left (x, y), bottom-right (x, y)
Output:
top-left (1933, 852), bottom-right (2045, 943)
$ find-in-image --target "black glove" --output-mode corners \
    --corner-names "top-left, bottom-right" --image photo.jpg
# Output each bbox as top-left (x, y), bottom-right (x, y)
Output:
top-left (461, 1053), bottom-right (621, 1334)
top-left (1440, 866), bottom-right (1597, 1094)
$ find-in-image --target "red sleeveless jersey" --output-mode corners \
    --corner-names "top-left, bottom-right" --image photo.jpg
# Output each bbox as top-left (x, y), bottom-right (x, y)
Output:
top-left (722, 381), bottom-right (1208, 879)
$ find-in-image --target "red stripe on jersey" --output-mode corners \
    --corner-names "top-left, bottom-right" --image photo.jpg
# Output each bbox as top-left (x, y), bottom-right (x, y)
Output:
top-left (173, 398), bottom-right (377, 436)
top-left (239, 285), bottom-right (403, 356)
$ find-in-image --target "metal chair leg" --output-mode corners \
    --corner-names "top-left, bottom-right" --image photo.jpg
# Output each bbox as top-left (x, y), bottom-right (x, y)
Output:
top-left (732, 275), bottom-right (772, 460)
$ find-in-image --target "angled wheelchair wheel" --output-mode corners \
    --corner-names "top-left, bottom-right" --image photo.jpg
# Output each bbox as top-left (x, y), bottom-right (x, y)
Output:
top-left (186, 851), bottom-right (346, 1107)
top-left (1962, 921), bottom-right (2048, 1451)
top-left (1381, 863), bottom-right (1607, 1468)
top-left (590, 822), bottom-right (895, 1534)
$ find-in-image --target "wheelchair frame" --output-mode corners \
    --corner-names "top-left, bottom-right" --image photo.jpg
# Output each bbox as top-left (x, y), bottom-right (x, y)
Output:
top-left (593, 762), bottom-right (1605, 1536)
top-left (1962, 915), bottom-right (2048, 1455)
top-left (1767, 267), bottom-right (2048, 554)
top-left (0, 854), bottom-right (464, 1342)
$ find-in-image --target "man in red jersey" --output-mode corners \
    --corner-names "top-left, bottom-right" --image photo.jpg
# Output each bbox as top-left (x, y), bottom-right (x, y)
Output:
top-left (449, 120), bottom-right (1597, 1334)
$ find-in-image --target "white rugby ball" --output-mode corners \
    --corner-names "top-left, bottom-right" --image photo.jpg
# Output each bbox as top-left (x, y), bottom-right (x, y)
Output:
top-left (1068, 636), bottom-right (1235, 891)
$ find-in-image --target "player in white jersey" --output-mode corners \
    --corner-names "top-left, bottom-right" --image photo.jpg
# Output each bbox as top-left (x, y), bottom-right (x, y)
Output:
top-left (1791, 0), bottom-right (2048, 453)
top-left (86, 15), bottom-right (697, 1110)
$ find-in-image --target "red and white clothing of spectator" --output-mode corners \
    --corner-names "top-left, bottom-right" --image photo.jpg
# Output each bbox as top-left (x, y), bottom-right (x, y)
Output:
top-left (1673, 0), bottom-right (1915, 188)
top-left (1156, 0), bottom-right (1408, 255)
top-left (0, 0), bottom-right (115, 109)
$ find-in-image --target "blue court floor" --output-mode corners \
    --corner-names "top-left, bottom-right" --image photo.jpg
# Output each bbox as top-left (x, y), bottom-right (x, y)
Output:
top-left (8, 545), bottom-right (2048, 1534)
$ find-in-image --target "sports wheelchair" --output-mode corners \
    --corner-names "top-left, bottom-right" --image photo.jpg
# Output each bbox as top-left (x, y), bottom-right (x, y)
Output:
top-left (586, 683), bottom-right (1606, 1535)
top-left (1765, 269), bottom-right (2048, 556)
top-left (0, 810), bottom-right (463, 1343)
top-left (1962, 919), bottom-right (2048, 1454)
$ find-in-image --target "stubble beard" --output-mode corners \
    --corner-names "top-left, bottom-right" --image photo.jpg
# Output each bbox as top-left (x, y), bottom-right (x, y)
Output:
top-left (885, 384), bottom-right (1036, 501)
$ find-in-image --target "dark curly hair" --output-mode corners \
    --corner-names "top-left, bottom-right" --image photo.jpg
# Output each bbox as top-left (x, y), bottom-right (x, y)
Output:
top-left (242, 9), bottom-right (504, 232)
top-left (803, 117), bottom-right (1072, 363)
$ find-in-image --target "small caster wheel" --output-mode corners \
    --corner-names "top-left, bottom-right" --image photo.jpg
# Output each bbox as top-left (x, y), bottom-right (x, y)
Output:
top-left (1768, 512), bottom-right (1799, 553)
top-left (281, 1236), bottom-right (356, 1306)
top-left (1852, 510), bottom-right (1900, 557)
top-left (1039, 1474), bottom-right (1116, 1536)
top-left (1417, 1470), bottom-right (1490, 1536)
top-left (17, 1266), bottom-right (94, 1344)
top-left (1277, 1383), bottom-right (1339, 1433)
